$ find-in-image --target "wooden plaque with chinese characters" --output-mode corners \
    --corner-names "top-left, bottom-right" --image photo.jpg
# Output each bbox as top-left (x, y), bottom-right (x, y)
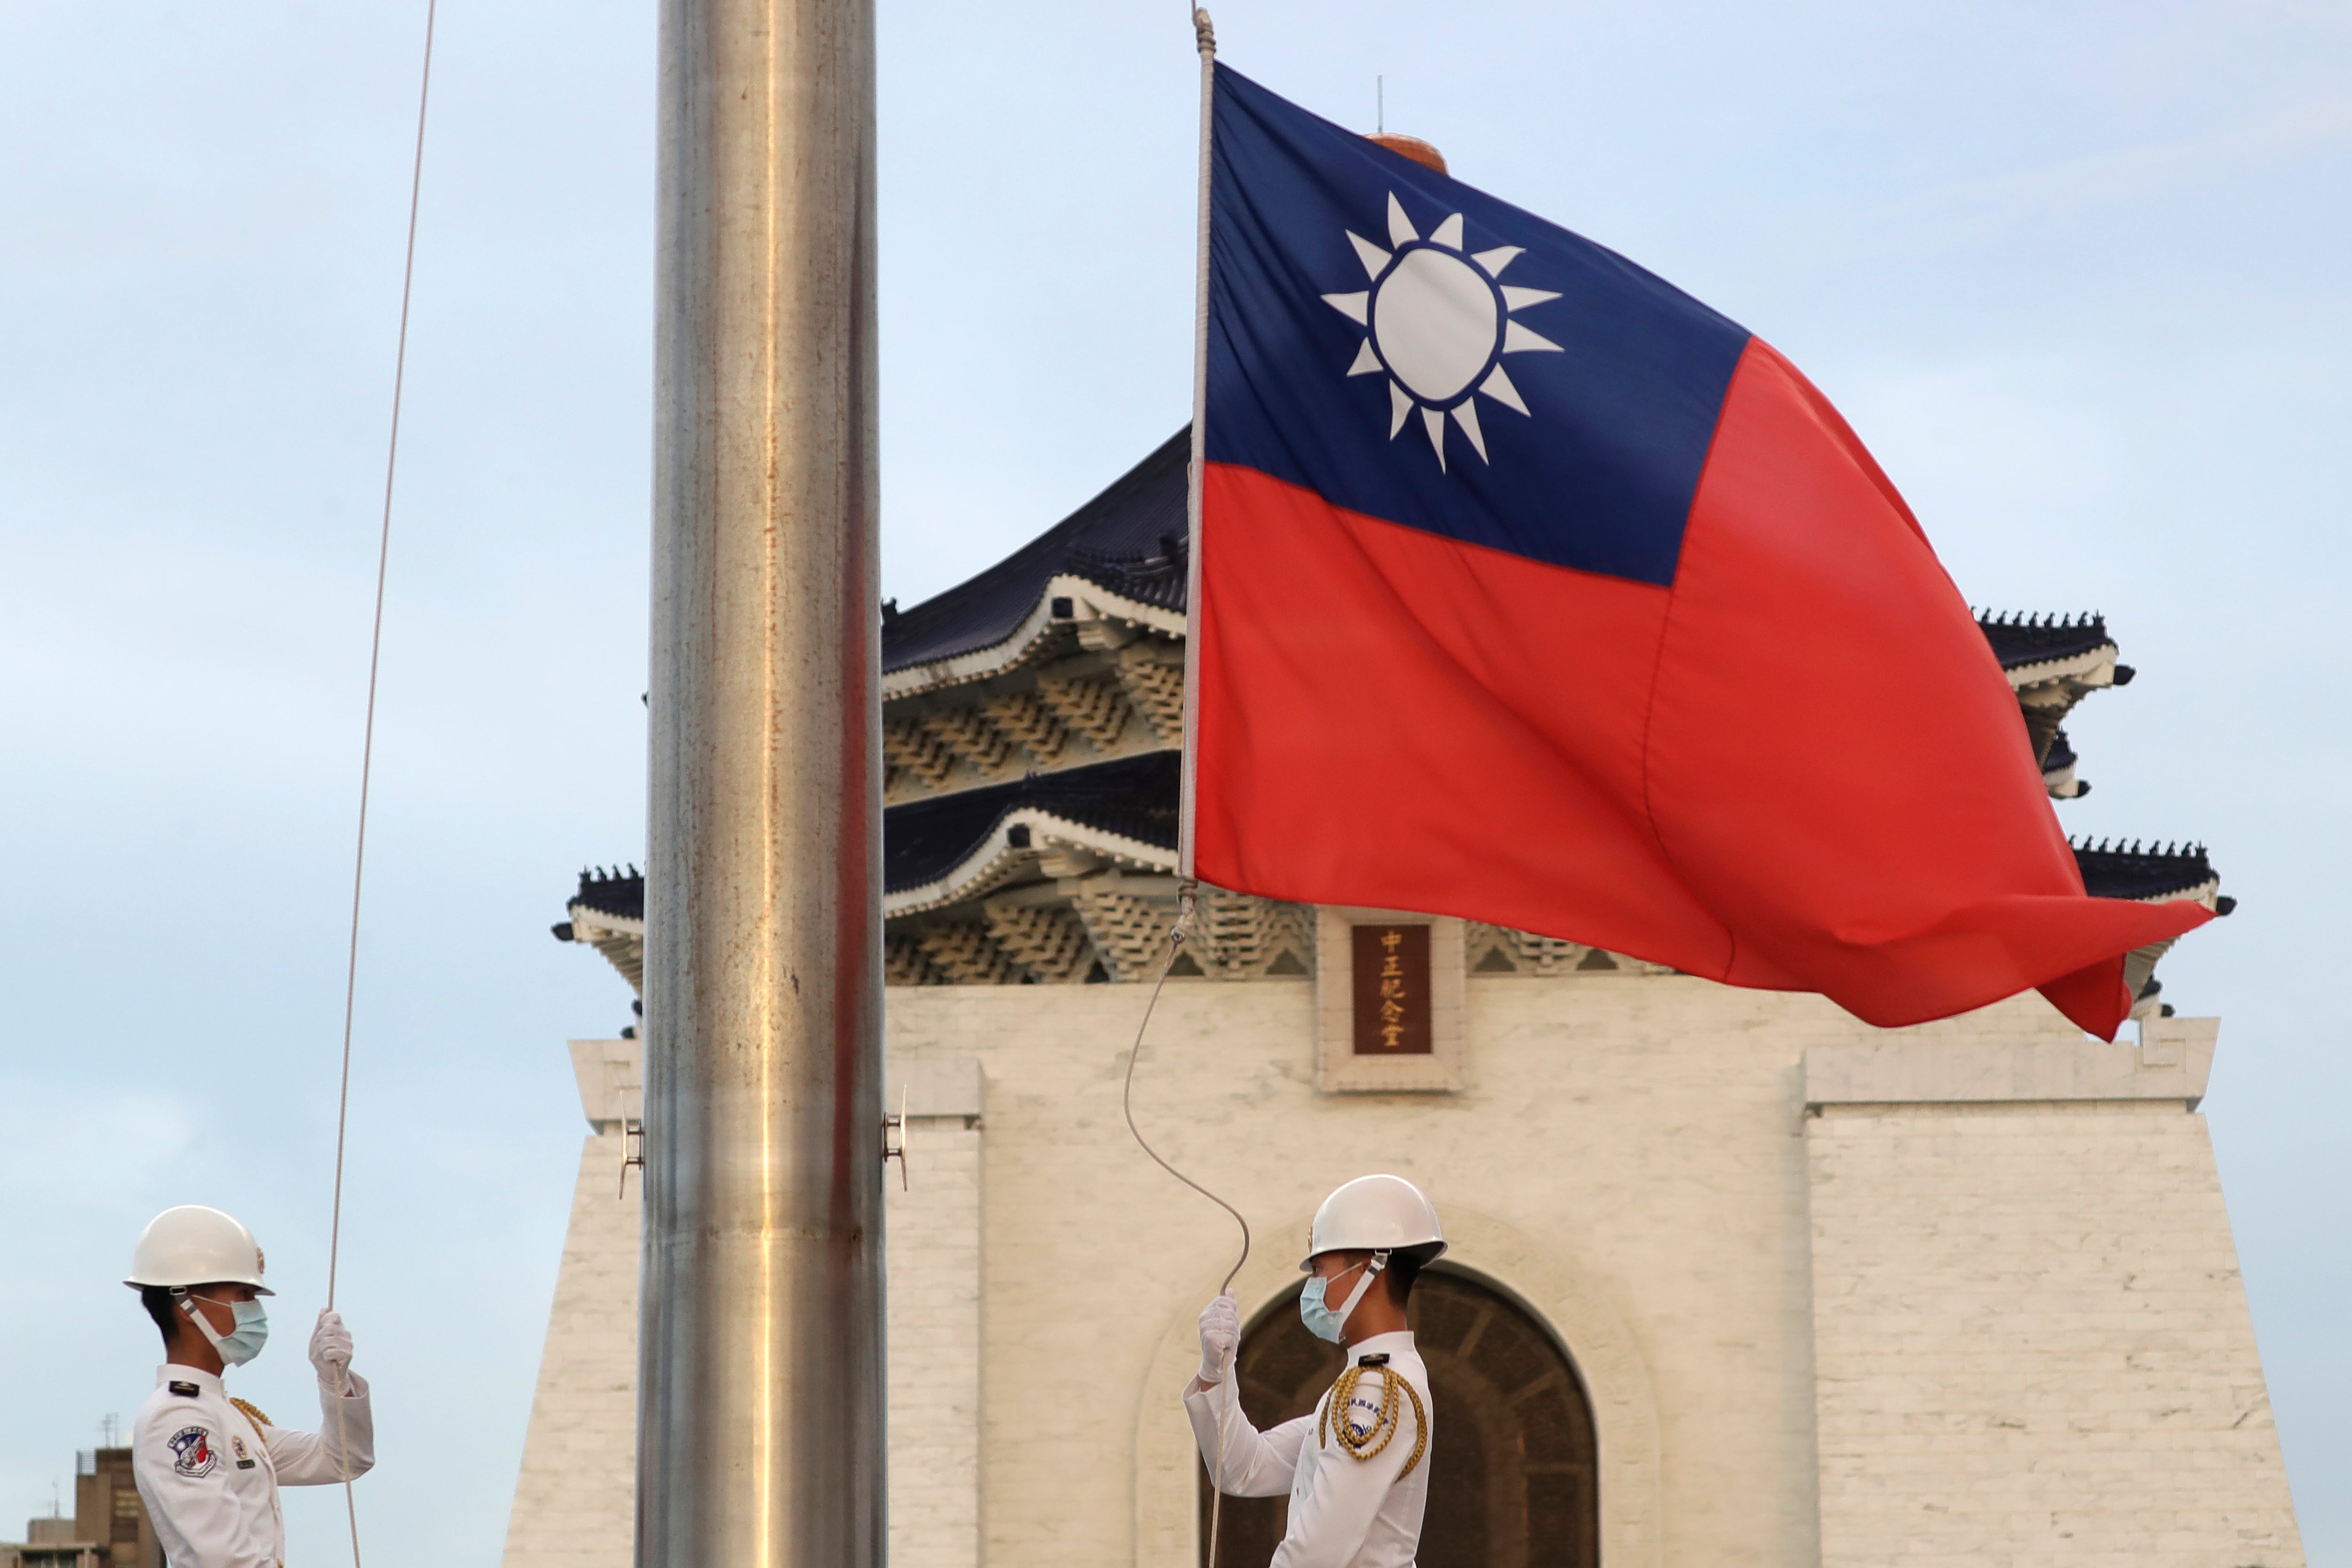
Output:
top-left (1351, 923), bottom-right (1432, 1055)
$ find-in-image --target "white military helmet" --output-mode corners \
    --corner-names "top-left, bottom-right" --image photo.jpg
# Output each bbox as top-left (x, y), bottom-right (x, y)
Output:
top-left (1300, 1174), bottom-right (1446, 1270)
top-left (124, 1205), bottom-right (274, 1295)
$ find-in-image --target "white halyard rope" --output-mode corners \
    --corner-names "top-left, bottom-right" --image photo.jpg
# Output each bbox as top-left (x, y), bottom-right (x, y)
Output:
top-left (1121, 878), bottom-right (1251, 1568)
top-left (326, 1), bottom-right (439, 1561)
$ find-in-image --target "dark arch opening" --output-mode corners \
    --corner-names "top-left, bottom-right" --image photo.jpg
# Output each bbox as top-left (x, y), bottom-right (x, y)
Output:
top-left (1198, 1264), bottom-right (1599, 1568)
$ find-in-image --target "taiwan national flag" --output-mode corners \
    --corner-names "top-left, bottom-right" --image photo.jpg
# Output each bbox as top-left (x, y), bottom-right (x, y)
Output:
top-left (1180, 65), bottom-right (2208, 1038)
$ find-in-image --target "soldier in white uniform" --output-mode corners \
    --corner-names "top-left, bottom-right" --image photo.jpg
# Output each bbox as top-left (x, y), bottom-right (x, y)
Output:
top-left (1186, 1175), bottom-right (1444, 1568)
top-left (124, 1205), bottom-right (375, 1568)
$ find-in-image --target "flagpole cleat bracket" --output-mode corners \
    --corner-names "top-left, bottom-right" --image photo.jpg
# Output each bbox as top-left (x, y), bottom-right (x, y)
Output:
top-left (619, 1118), bottom-right (645, 1199)
top-left (882, 1086), bottom-right (911, 1191)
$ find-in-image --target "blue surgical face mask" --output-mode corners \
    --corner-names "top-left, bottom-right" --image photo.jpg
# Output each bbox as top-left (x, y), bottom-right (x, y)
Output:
top-left (185, 1296), bottom-right (270, 1367)
top-left (1298, 1257), bottom-right (1383, 1344)
top-left (1299, 1275), bottom-right (1348, 1343)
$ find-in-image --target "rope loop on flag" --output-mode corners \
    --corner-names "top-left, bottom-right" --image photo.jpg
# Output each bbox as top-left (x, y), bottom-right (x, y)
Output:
top-left (1120, 879), bottom-right (1250, 1291)
top-left (1192, 6), bottom-right (1215, 56)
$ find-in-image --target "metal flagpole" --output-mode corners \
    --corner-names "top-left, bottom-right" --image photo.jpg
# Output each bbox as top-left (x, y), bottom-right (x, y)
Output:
top-left (1176, 7), bottom-right (1215, 881)
top-left (641, 0), bottom-right (884, 1563)
top-left (1164, 24), bottom-right (1244, 1568)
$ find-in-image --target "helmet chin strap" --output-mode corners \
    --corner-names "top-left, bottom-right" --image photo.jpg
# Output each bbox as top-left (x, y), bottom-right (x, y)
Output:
top-left (173, 1289), bottom-right (230, 1353)
top-left (1333, 1249), bottom-right (1392, 1331)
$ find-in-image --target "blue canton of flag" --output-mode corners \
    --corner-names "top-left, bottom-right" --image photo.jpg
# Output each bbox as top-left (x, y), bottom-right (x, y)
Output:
top-left (1205, 65), bottom-right (1750, 587)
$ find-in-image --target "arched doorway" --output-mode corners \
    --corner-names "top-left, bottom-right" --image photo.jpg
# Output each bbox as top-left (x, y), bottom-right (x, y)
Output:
top-left (1198, 1265), bottom-right (1599, 1568)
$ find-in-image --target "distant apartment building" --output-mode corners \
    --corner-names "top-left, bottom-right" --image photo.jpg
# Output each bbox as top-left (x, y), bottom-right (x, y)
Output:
top-left (2, 1448), bottom-right (158, 1568)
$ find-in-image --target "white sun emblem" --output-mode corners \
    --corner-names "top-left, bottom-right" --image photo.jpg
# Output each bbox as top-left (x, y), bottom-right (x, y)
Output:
top-left (1320, 193), bottom-right (1562, 471)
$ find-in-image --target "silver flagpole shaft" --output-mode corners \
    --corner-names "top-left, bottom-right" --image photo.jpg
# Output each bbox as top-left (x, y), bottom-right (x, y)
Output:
top-left (643, 0), bottom-right (883, 1562)
top-left (1177, 8), bottom-right (1215, 880)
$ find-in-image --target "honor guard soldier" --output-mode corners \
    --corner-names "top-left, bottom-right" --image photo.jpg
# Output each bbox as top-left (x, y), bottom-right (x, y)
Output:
top-left (1186, 1175), bottom-right (1444, 1568)
top-left (124, 1206), bottom-right (375, 1568)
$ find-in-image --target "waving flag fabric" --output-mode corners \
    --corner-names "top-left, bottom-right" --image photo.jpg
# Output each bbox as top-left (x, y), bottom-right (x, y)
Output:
top-left (1181, 65), bottom-right (2207, 1037)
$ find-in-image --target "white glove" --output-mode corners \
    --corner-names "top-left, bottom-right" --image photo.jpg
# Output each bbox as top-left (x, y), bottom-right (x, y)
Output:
top-left (310, 1309), bottom-right (355, 1392)
top-left (1197, 1294), bottom-right (1239, 1385)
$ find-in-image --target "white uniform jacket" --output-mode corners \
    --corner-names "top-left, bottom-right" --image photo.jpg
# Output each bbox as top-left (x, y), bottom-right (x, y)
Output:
top-left (1184, 1329), bottom-right (1433, 1568)
top-left (132, 1364), bottom-right (375, 1568)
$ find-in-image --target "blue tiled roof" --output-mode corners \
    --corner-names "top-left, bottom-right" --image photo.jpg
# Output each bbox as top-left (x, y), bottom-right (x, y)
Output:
top-left (2072, 839), bottom-right (2229, 906)
top-left (883, 752), bottom-right (1179, 894)
top-left (1977, 611), bottom-right (2121, 672)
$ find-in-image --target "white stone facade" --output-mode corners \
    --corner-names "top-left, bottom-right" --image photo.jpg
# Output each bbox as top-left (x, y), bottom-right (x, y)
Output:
top-left (881, 1060), bottom-right (985, 1568)
top-left (503, 976), bottom-right (2304, 1567)
top-left (501, 1043), bottom-right (641, 1568)
top-left (1806, 1020), bottom-right (2300, 1567)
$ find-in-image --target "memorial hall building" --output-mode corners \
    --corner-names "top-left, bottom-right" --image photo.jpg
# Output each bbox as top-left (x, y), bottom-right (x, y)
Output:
top-left (504, 430), bottom-right (2305, 1568)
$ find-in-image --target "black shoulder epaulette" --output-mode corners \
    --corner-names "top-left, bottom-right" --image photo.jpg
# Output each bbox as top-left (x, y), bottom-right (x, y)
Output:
top-left (1356, 1352), bottom-right (1390, 1368)
top-left (168, 1380), bottom-right (201, 1398)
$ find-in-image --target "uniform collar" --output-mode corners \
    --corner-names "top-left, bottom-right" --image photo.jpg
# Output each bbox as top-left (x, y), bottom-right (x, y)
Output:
top-left (158, 1364), bottom-right (223, 1394)
top-left (1345, 1329), bottom-right (1415, 1361)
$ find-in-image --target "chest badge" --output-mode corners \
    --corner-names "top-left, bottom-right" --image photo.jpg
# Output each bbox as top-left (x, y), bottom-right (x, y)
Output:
top-left (231, 1434), bottom-right (256, 1470)
top-left (168, 1426), bottom-right (216, 1478)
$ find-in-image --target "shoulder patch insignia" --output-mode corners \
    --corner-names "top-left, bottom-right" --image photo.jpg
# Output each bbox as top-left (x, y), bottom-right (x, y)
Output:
top-left (168, 1380), bottom-right (201, 1398)
top-left (230, 1396), bottom-right (273, 1430)
top-left (168, 1426), bottom-right (216, 1478)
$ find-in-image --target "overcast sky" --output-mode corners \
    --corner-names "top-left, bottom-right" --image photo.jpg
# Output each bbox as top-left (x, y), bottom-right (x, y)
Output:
top-left (2, 0), bottom-right (2345, 1560)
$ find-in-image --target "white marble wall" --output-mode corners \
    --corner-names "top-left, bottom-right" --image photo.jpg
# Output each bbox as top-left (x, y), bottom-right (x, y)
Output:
top-left (499, 1115), bottom-right (637, 1568)
top-left (885, 1062), bottom-right (985, 1568)
top-left (1806, 1017), bottom-right (2303, 1567)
